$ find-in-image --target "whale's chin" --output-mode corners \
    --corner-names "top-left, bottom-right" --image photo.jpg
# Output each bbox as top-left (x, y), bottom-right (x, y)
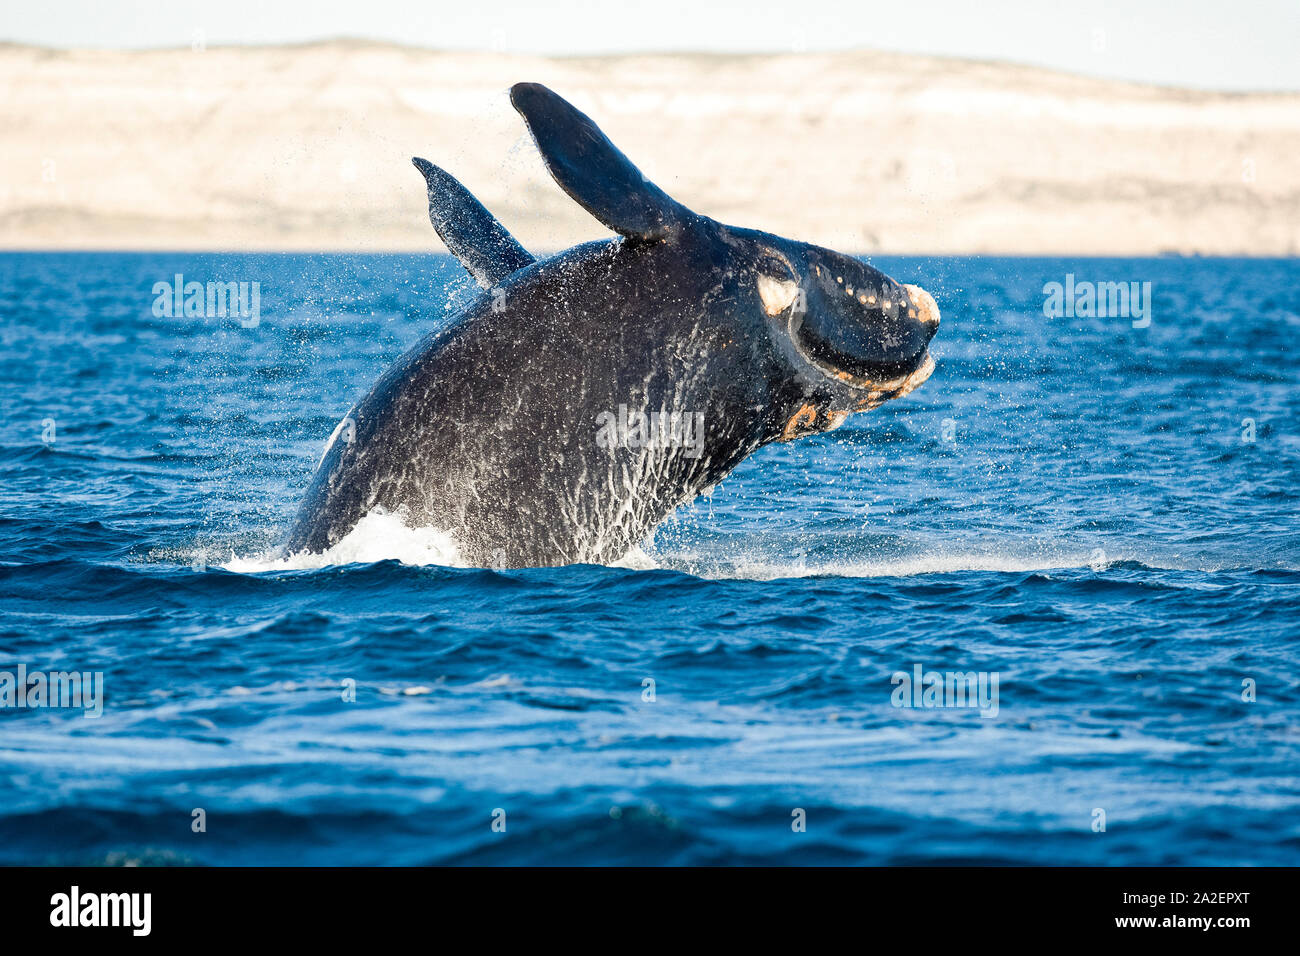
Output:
top-left (894, 349), bottom-right (936, 398)
top-left (816, 350), bottom-right (936, 420)
top-left (791, 324), bottom-right (936, 407)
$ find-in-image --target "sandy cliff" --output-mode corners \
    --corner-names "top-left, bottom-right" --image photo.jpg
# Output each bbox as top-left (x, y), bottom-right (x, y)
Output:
top-left (1, 41), bottom-right (1296, 255)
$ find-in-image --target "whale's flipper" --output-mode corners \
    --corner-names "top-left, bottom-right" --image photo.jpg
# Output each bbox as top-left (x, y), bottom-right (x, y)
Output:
top-left (412, 158), bottom-right (536, 288)
top-left (510, 82), bottom-right (694, 242)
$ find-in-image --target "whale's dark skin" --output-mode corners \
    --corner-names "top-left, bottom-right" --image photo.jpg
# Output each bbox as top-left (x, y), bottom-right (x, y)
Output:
top-left (283, 83), bottom-right (940, 567)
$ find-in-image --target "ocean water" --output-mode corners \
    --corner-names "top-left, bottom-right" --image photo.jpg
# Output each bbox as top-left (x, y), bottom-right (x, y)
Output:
top-left (0, 251), bottom-right (1296, 865)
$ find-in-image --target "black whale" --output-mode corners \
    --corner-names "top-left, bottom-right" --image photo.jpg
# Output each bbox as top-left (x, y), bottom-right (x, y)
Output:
top-left (283, 83), bottom-right (940, 567)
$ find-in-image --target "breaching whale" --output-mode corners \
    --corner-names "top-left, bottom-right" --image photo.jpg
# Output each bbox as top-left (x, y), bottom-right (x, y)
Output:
top-left (283, 83), bottom-right (940, 567)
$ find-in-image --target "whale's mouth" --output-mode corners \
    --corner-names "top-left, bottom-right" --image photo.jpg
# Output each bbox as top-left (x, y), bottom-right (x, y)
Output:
top-left (790, 314), bottom-right (936, 410)
top-left (783, 276), bottom-right (940, 410)
top-left (891, 349), bottom-right (936, 398)
top-left (833, 348), bottom-right (935, 411)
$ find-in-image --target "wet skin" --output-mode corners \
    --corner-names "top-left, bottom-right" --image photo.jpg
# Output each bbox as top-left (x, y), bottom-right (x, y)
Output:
top-left (284, 84), bottom-right (939, 567)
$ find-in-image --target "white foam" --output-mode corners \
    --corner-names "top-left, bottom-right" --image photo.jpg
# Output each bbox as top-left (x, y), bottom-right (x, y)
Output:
top-left (222, 508), bottom-right (467, 572)
top-left (608, 545), bottom-right (660, 571)
top-left (642, 539), bottom-right (1147, 580)
top-left (216, 514), bottom-right (1256, 580)
top-left (650, 545), bottom-right (1273, 580)
top-left (689, 552), bottom-right (1101, 581)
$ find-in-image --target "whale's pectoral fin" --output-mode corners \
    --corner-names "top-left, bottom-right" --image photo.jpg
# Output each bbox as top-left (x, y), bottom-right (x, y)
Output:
top-left (510, 82), bottom-right (693, 242)
top-left (411, 158), bottom-right (536, 288)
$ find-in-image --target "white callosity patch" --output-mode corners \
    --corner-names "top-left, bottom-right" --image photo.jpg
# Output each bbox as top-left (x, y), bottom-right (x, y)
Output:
top-left (756, 273), bottom-right (800, 316)
top-left (903, 283), bottom-right (941, 327)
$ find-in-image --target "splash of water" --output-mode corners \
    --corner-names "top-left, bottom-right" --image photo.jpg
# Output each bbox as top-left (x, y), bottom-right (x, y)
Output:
top-left (215, 509), bottom-right (1254, 579)
top-left (223, 508), bottom-right (467, 572)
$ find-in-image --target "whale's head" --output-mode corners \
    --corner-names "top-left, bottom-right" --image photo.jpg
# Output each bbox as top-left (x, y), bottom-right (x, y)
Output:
top-left (507, 82), bottom-right (939, 440)
top-left (718, 228), bottom-right (939, 434)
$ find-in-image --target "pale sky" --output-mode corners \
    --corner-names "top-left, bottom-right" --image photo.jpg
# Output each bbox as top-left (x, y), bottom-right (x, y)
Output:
top-left (3, 0), bottom-right (1298, 91)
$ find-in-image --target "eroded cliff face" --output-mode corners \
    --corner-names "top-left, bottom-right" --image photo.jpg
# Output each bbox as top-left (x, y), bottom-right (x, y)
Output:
top-left (3, 41), bottom-right (1297, 255)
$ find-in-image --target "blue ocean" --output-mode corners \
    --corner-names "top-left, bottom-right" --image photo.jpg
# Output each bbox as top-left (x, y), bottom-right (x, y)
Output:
top-left (1, 251), bottom-right (1296, 865)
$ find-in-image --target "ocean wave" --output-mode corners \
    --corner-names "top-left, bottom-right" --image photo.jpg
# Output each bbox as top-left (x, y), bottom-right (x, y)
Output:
top-left (208, 508), bottom-right (1295, 580)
